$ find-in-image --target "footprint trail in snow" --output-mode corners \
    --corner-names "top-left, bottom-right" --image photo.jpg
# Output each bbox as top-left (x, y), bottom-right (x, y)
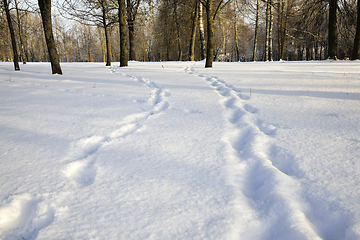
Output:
top-left (188, 66), bottom-right (322, 239)
top-left (0, 194), bottom-right (55, 240)
top-left (0, 66), bottom-right (169, 240)
top-left (62, 66), bottom-right (169, 188)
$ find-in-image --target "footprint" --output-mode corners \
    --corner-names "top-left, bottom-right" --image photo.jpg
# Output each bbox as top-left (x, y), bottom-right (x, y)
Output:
top-left (216, 86), bottom-right (230, 96)
top-left (121, 112), bottom-right (150, 124)
top-left (223, 97), bottom-right (237, 109)
top-left (210, 81), bottom-right (219, 87)
top-left (244, 104), bottom-right (258, 113)
top-left (153, 101), bottom-right (169, 113)
top-left (62, 136), bottom-right (106, 187)
top-left (238, 93), bottom-right (250, 100)
top-left (257, 119), bottom-right (277, 136)
top-left (228, 109), bottom-right (246, 124)
top-left (110, 123), bottom-right (141, 138)
top-left (63, 157), bottom-right (97, 187)
top-left (229, 128), bottom-right (255, 158)
top-left (148, 89), bottom-right (162, 105)
top-left (267, 145), bottom-right (300, 176)
top-left (66, 136), bottom-right (106, 162)
top-left (0, 194), bottom-right (55, 240)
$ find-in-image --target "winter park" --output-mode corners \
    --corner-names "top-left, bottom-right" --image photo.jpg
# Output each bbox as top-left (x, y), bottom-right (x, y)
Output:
top-left (2, 0), bottom-right (360, 237)
top-left (0, 60), bottom-right (360, 239)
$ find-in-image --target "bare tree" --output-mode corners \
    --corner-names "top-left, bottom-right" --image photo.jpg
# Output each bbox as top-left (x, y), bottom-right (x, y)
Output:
top-left (14, 0), bottom-right (26, 63)
top-left (38, 0), bottom-right (62, 74)
top-left (119, 0), bottom-right (128, 66)
top-left (4, 0), bottom-right (20, 70)
top-left (126, 0), bottom-right (141, 60)
top-left (198, 2), bottom-right (206, 60)
top-left (252, 0), bottom-right (259, 61)
top-left (200, 0), bottom-right (231, 67)
top-left (61, 0), bottom-right (117, 66)
top-left (328, 0), bottom-right (337, 59)
top-left (189, 0), bottom-right (198, 61)
top-left (352, 0), bottom-right (360, 60)
top-left (233, 0), bottom-right (240, 61)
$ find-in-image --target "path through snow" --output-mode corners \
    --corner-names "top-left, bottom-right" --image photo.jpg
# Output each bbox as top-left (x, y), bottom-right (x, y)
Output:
top-left (0, 61), bottom-right (359, 239)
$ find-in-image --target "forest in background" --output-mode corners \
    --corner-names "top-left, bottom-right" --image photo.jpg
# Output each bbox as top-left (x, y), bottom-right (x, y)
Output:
top-left (1, 0), bottom-right (360, 67)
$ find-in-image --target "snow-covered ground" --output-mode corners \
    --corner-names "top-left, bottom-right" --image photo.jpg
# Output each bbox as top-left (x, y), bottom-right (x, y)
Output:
top-left (0, 61), bottom-right (359, 240)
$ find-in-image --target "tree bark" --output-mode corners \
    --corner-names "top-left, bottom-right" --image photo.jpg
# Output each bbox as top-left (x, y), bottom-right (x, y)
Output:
top-left (268, 0), bottom-right (273, 61)
top-left (102, 2), bottom-right (112, 66)
top-left (265, 0), bottom-right (270, 61)
top-left (128, 20), bottom-right (136, 61)
top-left (4, 0), bottom-right (20, 71)
top-left (97, 27), bottom-right (106, 62)
top-left (328, 0), bottom-right (337, 59)
top-left (173, 0), bottom-right (182, 61)
top-left (14, 0), bottom-right (26, 64)
top-left (205, 0), bottom-right (214, 67)
top-left (119, 0), bottom-right (128, 66)
top-left (127, 0), bottom-right (135, 61)
top-left (352, 0), bottom-right (360, 60)
top-left (189, 0), bottom-right (199, 61)
top-left (253, 0), bottom-right (259, 61)
top-left (277, 0), bottom-right (284, 60)
top-left (234, 0), bottom-right (240, 61)
top-left (126, 0), bottom-right (140, 61)
top-left (199, 3), bottom-right (206, 60)
top-left (38, 0), bottom-right (62, 74)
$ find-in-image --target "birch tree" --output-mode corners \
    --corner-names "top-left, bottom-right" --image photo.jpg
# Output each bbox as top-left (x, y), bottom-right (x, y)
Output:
top-left (198, 2), bottom-right (206, 60)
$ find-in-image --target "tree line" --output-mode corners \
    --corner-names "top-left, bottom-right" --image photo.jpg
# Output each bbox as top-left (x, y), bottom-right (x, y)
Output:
top-left (1, 0), bottom-right (360, 73)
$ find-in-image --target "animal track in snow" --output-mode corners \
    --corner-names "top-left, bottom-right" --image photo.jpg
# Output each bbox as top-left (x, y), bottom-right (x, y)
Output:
top-left (62, 135), bottom-right (106, 187)
top-left (191, 72), bottom-right (321, 239)
top-left (62, 67), bottom-right (170, 189)
top-left (0, 194), bottom-right (55, 240)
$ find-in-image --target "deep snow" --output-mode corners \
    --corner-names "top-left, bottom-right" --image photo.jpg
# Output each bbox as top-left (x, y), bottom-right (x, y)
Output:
top-left (0, 61), bottom-right (359, 240)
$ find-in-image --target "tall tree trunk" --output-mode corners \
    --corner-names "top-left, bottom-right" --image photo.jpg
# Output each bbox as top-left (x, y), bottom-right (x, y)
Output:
top-left (199, 3), bottom-right (206, 60)
top-left (100, 0), bottom-right (112, 66)
top-left (119, 0), bottom-right (128, 66)
top-left (205, 0), bottom-right (214, 68)
top-left (265, 0), bottom-right (270, 61)
top-left (14, 0), bottom-right (26, 64)
top-left (174, 1), bottom-right (182, 61)
top-left (189, 0), bottom-right (199, 61)
top-left (97, 27), bottom-right (106, 62)
top-left (352, 0), bottom-right (360, 60)
top-left (253, 0), bottom-right (259, 61)
top-left (268, 0), bottom-right (273, 61)
top-left (277, 0), bottom-right (284, 60)
top-left (87, 26), bottom-right (92, 62)
top-left (103, 23), bottom-right (112, 66)
top-left (4, 0), bottom-right (20, 71)
top-left (328, 0), bottom-right (337, 59)
top-left (218, 16), bottom-right (226, 61)
top-left (234, 0), bottom-right (240, 62)
top-left (38, 0), bottom-right (62, 74)
top-left (128, 20), bottom-right (136, 61)
top-left (126, 0), bottom-right (140, 61)
top-left (177, 32), bottom-right (182, 61)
